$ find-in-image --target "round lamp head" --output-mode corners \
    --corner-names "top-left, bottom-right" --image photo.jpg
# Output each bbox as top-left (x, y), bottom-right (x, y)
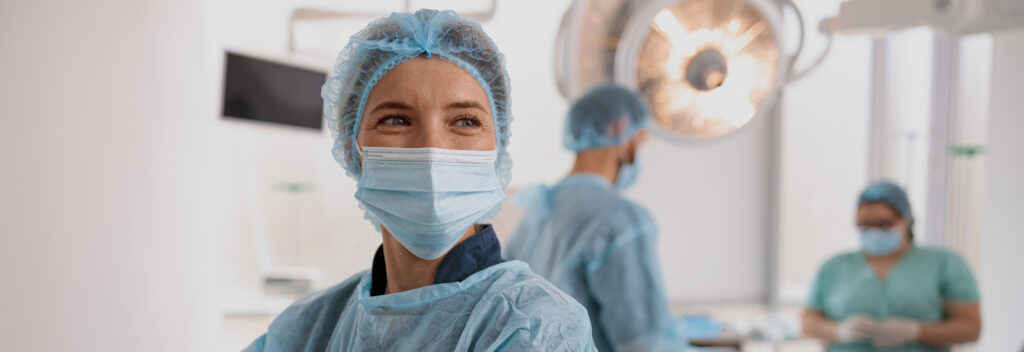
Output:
top-left (615, 0), bottom-right (786, 140)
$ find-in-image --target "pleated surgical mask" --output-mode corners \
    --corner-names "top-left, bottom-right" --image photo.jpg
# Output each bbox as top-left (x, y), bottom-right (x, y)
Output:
top-left (355, 146), bottom-right (505, 260)
top-left (859, 228), bottom-right (903, 256)
top-left (615, 152), bottom-right (642, 190)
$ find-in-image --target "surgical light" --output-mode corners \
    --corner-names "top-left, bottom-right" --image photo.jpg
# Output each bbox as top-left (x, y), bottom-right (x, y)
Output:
top-left (556, 0), bottom-right (811, 141)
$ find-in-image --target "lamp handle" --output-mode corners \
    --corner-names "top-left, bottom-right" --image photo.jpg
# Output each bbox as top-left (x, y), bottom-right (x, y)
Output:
top-left (782, 0), bottom-right (805, 77)
top-left (784, 0), bottom-right (835, 83)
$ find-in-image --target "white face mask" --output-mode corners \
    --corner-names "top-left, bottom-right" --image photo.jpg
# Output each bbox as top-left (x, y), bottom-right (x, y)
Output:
top-left (354, 146), bottom-right (505, 260)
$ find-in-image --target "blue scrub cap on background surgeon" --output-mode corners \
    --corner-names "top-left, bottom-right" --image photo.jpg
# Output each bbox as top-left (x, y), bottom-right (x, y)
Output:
top-left (321, 9), bottom-right (513, 187)
top-left (858, 181), bottom-right (914, 225)
top-left (563, 84), bottom-right (651, 152)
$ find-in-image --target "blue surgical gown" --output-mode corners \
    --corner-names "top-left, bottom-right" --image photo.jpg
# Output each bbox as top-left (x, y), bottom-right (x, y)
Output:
top-left (806, 246), bottom-right (980, 352)
top-left (245, 227), bottom-right (596, 351)
top-left (503, 174), bottom-right (685, 352)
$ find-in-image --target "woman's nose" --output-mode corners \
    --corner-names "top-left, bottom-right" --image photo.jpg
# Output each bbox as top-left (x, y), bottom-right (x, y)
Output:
top-left (411, 114), bottom-right (451, 149)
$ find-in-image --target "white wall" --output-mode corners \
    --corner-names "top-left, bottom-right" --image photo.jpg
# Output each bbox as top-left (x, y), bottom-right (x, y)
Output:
top-left (0, 0), bottom-right (219, 351)
top-left (976, 27), bottom-right (1024, 352)
top-left (776, 0), bottom-right (872, 303)
top-left (629, 112), bottom-right (774, 303)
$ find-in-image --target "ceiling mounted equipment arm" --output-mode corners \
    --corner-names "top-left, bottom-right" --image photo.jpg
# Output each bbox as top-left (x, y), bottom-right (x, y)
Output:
top-left (822, 0), bottom-right (1024, 36)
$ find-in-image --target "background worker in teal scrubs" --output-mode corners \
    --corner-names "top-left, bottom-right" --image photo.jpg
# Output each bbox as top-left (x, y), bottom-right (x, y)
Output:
top-left (801, 181), bottom-right (982, 351)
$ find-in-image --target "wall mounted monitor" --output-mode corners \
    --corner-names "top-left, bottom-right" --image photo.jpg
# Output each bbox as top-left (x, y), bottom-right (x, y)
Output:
top-left (221, 51), bottom-right (327, 130)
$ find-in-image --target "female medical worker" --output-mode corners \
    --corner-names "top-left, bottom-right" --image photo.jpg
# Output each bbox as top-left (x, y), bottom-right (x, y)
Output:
top-left (244, 9), bottom-right (595, 351)
top-left (503, 84), bottom-right (689, 352)
top-left (802, 181), bottom-right (981, 351)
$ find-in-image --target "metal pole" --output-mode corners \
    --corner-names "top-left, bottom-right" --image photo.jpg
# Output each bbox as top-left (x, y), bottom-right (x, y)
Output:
top-left (924, 34), bottom-right (957, 246)
top-left (868, 37), bottom-right (888, 180)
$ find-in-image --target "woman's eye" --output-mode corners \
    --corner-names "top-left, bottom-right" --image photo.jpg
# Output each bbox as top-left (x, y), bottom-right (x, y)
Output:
top-left (380, 116), bottom-right (410, 126)
top-left (454, 116), bottom-right (481, 128)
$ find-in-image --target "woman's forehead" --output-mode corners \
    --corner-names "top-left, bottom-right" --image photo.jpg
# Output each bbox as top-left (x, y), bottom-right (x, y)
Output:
top-left (366, 57), bottom-right (490, 111)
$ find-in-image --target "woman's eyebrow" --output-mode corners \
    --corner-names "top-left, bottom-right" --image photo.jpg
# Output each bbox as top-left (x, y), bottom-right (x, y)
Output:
top-left (446, 101), bottom-right (487, 111)
top-left (370, 101), bottom-right (413, 113)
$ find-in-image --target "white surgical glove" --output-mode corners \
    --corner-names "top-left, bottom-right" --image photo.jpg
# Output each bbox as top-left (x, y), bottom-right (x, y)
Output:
top-left (870, 318), bottom-right (920, 348)
top-left (834, 314), bottom-right (876, 343)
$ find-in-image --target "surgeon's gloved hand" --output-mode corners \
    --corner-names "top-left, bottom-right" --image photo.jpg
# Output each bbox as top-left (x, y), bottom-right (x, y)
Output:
top-left (834, 314), bottom-right (876, 343)
top-left (870, 318), bottom-right (920, 348)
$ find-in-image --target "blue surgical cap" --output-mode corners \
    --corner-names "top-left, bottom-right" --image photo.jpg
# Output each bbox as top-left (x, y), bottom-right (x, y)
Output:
top-left (321, 9), bottom-right (513, 187)
top-left (858, 181), bottom-right (914, 224)
top-left (563, 84), bottom-right (651, 152)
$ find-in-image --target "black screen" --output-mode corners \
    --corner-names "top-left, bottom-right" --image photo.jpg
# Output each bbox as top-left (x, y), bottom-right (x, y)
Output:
top-left (222, 52), bottom-right (326, 130)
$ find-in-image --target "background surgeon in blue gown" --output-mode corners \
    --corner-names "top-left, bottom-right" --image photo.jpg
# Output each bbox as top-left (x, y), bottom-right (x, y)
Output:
top-left (504, 84), bottom-right (689, 352)
top-left (244, 9), bottom-right (595, 351)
